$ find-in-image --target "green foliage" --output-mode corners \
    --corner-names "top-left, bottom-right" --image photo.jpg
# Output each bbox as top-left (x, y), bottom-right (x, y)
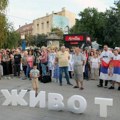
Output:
top-left (0, 0), bottom-right (8, 48)
top-left (27, 34), bottom-right (47, 47)
top-left (0, 0), bottom-right (8, 11)
top-left (0, 0), bottom-right (20, 49)
top-left (70, 0), bottom-right (120, 47)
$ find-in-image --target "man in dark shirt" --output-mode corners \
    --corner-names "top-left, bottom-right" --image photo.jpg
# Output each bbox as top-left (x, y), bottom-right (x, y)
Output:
top-left (14, 50), bottom-right (21, 77)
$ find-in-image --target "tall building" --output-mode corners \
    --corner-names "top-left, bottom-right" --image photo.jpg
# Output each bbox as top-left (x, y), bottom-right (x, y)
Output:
top-left (33, 8), bottom-right (76, 35)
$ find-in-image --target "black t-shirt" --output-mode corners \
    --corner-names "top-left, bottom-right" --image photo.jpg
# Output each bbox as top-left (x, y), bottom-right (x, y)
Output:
top-left (14, 54), bottom-right (21, 64)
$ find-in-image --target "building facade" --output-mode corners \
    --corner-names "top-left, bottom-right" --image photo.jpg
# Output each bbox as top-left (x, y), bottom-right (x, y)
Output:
top-left (17, 8), bottom-right (76, 36)
top-left (33, 8), bottom-right (76, 35)
top-left (17, 23), bottom-right (33, 37)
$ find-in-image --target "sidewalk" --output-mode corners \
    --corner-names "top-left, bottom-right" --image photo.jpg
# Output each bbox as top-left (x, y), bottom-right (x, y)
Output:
top-left (0, 78), bottom-right (119, 120)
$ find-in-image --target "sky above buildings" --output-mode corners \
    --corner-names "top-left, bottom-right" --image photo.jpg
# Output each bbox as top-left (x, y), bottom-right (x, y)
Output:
top-left (7, 0), bottom-right (115, 29)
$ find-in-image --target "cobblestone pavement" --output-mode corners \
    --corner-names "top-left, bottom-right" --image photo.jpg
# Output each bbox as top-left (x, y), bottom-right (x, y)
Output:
top-left (0, 77), bottom-right (119, 120)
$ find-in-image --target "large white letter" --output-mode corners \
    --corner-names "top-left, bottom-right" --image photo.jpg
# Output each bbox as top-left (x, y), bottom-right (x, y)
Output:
top-left (1, 89), bottom-right (28, 106)
top-left (95, 97), bottom-right (113, 118)
top-left (29, 91), bottom-right (46, 108)
top-left (48, 93), bottom-right (64, 111)
top-left (67, 95), bottom-right (87, 114)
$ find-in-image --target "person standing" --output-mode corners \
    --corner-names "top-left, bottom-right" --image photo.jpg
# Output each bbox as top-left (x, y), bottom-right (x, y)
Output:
top-left (55, 46), bottom-right (72, 86)
top-left (40, 47), bottom-right (48, 76)
top-left (2, 50), bottom-right (10, 77)
top-left (73, 47), bottom-right (85, 90)
top-left (90, 53), bottom-right (100, 80)
top-left (26, 50), bottom-right (34, 79)
top-left (108, 49), bottom-right (120, 90)
top-left (97, 45), bottom-right (113, 87)
top-left (14, 49), bottom-right (22, 77)
top-left (30, 63), bottom-right (40, 97)
top-left (22, 51), bottom-right (28, 79)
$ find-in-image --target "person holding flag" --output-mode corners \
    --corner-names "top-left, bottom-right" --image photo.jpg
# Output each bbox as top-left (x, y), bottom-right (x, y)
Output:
top-left (97, 45), bottom-right (113, 88)
top-left (109, 49), bottom-right (120, 90)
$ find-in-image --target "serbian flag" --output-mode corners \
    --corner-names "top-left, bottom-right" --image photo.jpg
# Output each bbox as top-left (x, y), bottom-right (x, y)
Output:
top-left (110, 60), bottom-right (120, 82)
top-left (99, 60), bottom-right (111, 80)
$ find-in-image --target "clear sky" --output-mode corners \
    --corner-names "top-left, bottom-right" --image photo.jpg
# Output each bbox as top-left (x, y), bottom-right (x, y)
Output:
top-left (7, 0), bottom-right (115, 29)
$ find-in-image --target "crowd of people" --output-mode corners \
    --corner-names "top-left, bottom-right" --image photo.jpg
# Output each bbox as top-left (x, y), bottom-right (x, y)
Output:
top-left (0, 45), bottom-right (120, 93)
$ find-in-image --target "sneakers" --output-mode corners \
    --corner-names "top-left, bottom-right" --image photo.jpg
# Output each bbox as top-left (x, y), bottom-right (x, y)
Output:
top-left (109, 86), bottom-right (114, 89)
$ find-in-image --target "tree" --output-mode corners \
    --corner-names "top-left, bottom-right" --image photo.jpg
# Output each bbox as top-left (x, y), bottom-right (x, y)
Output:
top-left (70, 8), bottom-right (107, 45)
top-left (70, 0), bottom-right (120, 47)
top-left (103, 0), bottom-right (120, 47)
top-left (0, 0), bottom-right (8, 48)
top-left (26, 34), bottom-right (47, 47)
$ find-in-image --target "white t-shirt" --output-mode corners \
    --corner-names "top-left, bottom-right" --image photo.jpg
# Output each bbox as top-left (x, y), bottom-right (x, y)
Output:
top-left (113, 54), bottom-right (120, 60)
top-left (100, 50), bottom-right (113, 63)
top-left (90, 57), bottom-right (100, 68)
top-left (30, 69), bottom-right (39, 78)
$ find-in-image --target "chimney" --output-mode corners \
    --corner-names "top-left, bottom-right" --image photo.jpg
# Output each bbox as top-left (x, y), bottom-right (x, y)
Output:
top-left (62, 7), bottom-right (66, 11)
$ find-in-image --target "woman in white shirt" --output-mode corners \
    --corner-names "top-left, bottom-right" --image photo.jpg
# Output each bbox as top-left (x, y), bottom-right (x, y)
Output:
top-left (90, 53), bottom-right (100, 80)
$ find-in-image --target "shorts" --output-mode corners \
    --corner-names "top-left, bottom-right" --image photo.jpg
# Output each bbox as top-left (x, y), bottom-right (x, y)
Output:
top-left (32, 78), bottom-right (39, 90)
top-left (74, 65), bottom-right (83, 81)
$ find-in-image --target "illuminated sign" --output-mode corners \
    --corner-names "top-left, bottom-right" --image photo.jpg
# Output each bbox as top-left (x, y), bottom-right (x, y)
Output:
top-left (65, 35), bottom-right (84, 41)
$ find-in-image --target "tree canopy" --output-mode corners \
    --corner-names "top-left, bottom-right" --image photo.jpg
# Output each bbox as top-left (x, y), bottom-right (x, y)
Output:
top-left (70, 0), bottom-right (120, 47)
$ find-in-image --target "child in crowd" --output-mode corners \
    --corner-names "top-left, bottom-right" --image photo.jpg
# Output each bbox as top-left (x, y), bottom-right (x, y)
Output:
top-left (30, 63), bottom-right (40, 97)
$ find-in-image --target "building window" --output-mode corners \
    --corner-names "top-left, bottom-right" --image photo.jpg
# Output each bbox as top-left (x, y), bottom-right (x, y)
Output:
top-left (47, 21), bottom-right (49, 28)
top-left (41, 23), bottom-right (44, 29)
top-left (37, 24), bottom-right (39, 31)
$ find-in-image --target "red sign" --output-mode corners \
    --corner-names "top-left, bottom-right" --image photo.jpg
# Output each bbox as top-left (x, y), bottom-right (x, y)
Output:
top-left (65, 35), bottom-right (84, 41)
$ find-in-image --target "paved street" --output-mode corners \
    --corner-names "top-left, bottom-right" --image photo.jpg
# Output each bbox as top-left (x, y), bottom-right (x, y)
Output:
top-left (0, 77), bottom-right (119, 120)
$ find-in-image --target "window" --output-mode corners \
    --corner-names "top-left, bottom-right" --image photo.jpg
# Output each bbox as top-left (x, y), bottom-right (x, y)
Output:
top-left (47, 21), bottom-right (49, 28)
top-left (37, 24), bottom-right (39, 31)
top-left (41, 23), bottom-right (44, 29)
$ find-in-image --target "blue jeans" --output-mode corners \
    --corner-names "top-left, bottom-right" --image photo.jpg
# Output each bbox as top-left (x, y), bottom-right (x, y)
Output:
top-left (84, 64), bottom-right (89, 80)
top-left (41, 63), bottom-right (47, 76)
top-left (26, 65), bottom-right (32, 78)
top-left (59, 66), bottom-right (70, 84)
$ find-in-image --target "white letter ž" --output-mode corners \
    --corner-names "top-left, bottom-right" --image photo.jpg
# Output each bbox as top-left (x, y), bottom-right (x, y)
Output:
top-left (1, 89), bottom-right (28, 106)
